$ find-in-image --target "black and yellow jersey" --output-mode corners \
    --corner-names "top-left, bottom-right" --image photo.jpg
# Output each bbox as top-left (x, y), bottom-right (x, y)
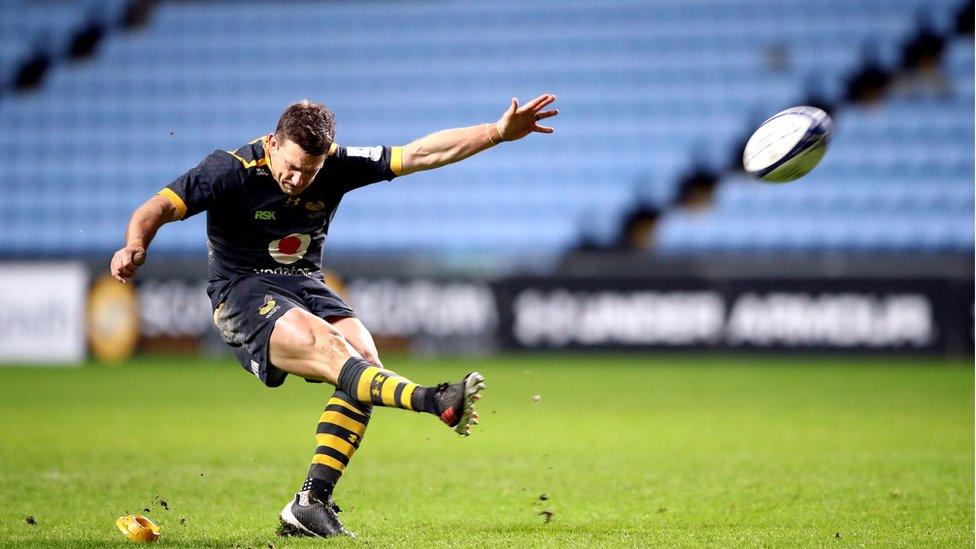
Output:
top-left (158, 136), bottom-right (402, 307)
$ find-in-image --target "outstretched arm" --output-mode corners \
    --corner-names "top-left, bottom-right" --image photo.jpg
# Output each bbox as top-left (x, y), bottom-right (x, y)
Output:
top-left (398, 93), bottom-right (558, 176)
top-left (109, 195), bottom-right (181, 283)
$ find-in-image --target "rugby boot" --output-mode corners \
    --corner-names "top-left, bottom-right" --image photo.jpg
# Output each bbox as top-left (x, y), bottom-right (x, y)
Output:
top-left (434, 372), bottom-right (486, 436)
top-left (278, 491), bottom-right (353, 538)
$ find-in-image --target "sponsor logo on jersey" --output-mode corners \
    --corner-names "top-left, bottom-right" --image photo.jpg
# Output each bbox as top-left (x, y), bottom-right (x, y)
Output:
top-left (305, 200), bottom-right (325, 212)
top-left (254, 266), bottom-right (315, 276)
top-left (284, 197), bottom-right (302, 207)
top-left (255, 210), bottom-right (276, 221)
top-left (268, 233), bottom-right (312, 265)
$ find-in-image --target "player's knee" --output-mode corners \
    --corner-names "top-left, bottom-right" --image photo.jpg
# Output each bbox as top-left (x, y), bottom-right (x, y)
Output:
top-left (308, 323), bottom-right (350, 359)
top-left (359, 347), bottom-right (382, 367)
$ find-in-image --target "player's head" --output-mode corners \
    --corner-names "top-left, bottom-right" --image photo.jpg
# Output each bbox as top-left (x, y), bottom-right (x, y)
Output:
top-left (268, 100), bottom-right (336, 195)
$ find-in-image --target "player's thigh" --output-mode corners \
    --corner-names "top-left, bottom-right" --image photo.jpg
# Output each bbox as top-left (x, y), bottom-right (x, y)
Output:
top-left (269, 308), bottom-right (360, 383)
top-left (327, 316), bottom-right (382, 367)
top-left (213, 275), bottom-right (313, 387)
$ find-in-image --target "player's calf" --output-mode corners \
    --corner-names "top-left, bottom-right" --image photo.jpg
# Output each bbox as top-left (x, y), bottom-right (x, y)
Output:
top-left (335, 358), bottom-right (486, 435)
top-left (271, 309), bottom-right (487, 434)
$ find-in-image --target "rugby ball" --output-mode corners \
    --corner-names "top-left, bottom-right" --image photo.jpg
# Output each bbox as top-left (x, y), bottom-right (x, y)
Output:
top-left (742, 106), bottom-right (832, 183)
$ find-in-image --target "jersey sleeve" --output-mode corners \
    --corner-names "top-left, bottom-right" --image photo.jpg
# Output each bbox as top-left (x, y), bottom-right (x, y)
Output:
top-left (157, 150), bottom-right (242, 219)
top-left (330, 145), bottom-right (403, 193)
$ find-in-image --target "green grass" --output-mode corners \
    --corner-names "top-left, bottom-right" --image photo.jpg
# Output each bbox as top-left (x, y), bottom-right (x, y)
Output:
top-left (0, 354), bottom-right (972, 547)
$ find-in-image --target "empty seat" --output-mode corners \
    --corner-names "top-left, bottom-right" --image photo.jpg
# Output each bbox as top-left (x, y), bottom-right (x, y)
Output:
top-left (0, 0), bottom-right (969, 255)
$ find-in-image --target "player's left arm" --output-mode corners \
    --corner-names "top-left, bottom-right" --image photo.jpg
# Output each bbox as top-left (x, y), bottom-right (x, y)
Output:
top-left (398, 93), bottom-right (558, 176)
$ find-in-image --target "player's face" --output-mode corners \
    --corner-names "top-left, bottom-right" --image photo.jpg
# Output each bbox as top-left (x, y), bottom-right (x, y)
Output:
top-left (269, 135), bottom-right (326, 195)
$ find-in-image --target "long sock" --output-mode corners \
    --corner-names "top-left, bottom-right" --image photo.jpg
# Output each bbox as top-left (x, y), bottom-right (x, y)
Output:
top-left (336, 358), bottom-right (438, 414)
top-left (304, 389), bottom-right (372, 500)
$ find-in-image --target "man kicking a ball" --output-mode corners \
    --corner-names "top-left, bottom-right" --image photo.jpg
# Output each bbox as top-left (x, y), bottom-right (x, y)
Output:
top-left (109, 94), bottom-right (559, 537)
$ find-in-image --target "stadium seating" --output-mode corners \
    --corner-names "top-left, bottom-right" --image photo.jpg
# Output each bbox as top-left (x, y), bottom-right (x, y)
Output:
top-left (0, 0), bottom-right (970, 256)
top-left (657, 34), bottom-right (974, 253)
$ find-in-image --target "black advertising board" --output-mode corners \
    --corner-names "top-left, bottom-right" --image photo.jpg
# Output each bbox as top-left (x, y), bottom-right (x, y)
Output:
top-left (92, 257), bottom-right (973, 356)
top-left (494, 277), bottom-right (974, 354)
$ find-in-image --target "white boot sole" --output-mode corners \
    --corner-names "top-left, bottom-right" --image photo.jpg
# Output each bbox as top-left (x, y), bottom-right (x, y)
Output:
top-left (454, 372), bottom-right (486, 436)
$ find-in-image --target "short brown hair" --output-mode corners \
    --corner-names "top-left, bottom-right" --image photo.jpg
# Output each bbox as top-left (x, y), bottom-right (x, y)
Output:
top-left (274, 99), bottom-right (336, 155)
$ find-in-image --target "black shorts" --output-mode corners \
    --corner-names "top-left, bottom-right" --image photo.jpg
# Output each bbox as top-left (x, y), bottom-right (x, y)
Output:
top-left (212, 274), bottom-right (356, 387)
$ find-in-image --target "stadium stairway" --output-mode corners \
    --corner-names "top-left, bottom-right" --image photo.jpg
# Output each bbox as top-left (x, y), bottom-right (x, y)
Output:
top-left (0, 0), bottom-right (131, 92)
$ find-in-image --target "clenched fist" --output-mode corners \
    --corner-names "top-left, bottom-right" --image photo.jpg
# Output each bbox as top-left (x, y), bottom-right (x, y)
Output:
top-left (110, 245), bottom-right (147, 284)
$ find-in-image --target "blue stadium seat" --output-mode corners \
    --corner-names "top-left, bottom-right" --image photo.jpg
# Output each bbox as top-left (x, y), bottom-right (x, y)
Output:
top-left (0, 0), bottom-right (970, 255)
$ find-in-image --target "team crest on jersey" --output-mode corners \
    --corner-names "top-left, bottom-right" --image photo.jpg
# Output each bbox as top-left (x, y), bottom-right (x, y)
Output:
top-left (268, 233), bottom-right (312, 265)
top-left (258, 297), bottom-right (277, 316)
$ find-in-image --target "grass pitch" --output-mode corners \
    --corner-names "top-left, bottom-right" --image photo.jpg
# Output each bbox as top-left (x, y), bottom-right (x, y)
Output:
top-left (0, 354), bottom-right (971, 547)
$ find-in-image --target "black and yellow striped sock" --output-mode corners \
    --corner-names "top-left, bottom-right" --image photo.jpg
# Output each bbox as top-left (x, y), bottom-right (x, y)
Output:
top-left (304, 390), bottom-right (372, 499)
top-left (337, 358), bottom-right (437, 414)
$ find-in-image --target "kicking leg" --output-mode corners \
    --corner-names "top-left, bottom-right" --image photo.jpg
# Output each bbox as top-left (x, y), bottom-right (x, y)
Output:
top-left (269, 308), bottom-right (485, 433)
top-left (328, 316), bottom-right (384, 368)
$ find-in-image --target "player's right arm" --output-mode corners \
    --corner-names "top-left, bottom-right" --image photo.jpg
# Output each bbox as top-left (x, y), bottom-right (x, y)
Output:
top-left (110, 195), bottom-right (182, 284)
top-left (110, 150), bottom-right (240, 283)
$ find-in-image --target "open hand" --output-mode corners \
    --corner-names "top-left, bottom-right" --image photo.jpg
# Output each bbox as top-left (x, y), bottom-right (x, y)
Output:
top-left (110, 245), bottom-right (147, 284)
top-left (496, 94), bottom-right (559, 142)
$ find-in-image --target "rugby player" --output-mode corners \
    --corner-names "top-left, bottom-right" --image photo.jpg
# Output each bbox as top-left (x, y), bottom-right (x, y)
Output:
top-left (109, 94), bottom-right (559, 538)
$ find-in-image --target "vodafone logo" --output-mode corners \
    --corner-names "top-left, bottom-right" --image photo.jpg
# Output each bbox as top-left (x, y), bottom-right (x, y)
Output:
top-left (268, 233), bottom-right (312, 265)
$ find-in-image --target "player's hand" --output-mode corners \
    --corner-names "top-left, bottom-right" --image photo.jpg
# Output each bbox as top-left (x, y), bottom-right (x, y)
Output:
top-left (496, 93), bottom-right (558, 142)
top-left (110, 245), bottom-right (147, 284)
